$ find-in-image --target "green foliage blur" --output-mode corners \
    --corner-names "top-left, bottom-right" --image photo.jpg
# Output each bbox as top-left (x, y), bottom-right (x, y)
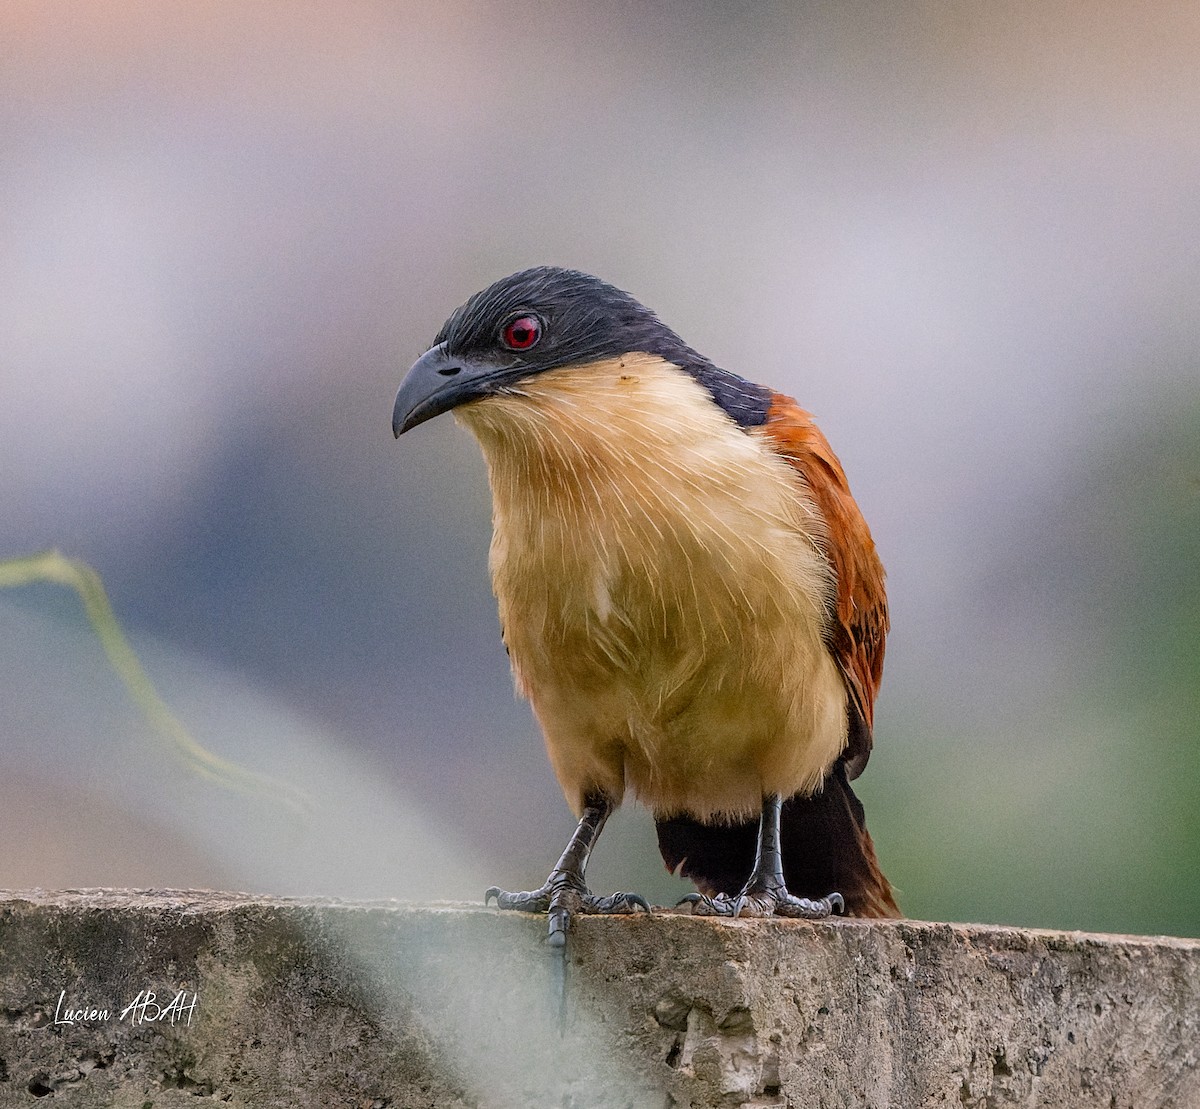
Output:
top-left (865, 401), bottom-right (1200, 935)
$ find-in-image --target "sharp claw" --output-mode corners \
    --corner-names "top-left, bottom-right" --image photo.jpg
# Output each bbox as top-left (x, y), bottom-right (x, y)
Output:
top-left (675, 892), bottom-right (703, 909)
top-left (628, 893), bottom-right (652, 913)
top-left (485, 887), bottom-right (501, 907)
top-left (828, 892), bottom-right (845, 915)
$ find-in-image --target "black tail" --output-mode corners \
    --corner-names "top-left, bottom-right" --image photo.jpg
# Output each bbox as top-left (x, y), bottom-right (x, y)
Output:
top-left (656, 762), bottom-right (899, 918)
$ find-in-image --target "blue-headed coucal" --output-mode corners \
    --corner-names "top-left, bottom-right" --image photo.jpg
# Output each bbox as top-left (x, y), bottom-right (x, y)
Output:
top-left (393, 267), bottom-right (898, 945)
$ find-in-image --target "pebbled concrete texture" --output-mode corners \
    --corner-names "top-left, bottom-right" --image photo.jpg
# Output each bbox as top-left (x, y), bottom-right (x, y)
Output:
top-left (0, 891), bottom-right (1197, 1108)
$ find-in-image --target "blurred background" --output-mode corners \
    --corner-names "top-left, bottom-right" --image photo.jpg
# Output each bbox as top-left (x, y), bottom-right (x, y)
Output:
top-left (2, 0), bottom-right (1197, 937)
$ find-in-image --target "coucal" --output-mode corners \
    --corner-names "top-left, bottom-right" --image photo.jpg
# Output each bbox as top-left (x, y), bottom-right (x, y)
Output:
top-left (393, 267), bottom-right (898, 945)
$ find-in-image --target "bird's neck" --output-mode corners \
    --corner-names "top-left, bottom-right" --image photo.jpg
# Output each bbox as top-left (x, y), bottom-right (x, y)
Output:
top-left (455, 355), bottom-right (723, 481)
top-left (454, 354), bottom-right (816, 530)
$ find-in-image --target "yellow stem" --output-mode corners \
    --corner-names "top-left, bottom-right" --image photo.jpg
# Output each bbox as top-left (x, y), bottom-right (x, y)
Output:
top-left (0, 549), bottom-right (309, 813)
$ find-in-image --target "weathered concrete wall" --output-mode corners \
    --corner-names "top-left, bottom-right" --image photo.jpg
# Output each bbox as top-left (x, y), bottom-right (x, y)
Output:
top-left (0, 890), bottom-right (1197, 1108)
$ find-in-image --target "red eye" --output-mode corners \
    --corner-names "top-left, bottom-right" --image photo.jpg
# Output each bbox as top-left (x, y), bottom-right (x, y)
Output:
top-left (501, 315), bottom-right (542, 351)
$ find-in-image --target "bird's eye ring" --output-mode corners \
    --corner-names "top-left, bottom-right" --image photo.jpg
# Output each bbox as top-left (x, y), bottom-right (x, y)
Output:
top-left (501, 315), bottom-right (542, 351)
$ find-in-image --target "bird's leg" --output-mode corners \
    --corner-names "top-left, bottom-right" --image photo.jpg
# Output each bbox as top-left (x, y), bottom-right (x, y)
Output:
top-left (681, 794), bottom-right (845, 919)
top-left (486, 794), bottom-right (650, 947)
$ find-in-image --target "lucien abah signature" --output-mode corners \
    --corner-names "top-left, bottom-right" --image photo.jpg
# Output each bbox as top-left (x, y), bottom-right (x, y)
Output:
top-left (53, 989), bottom-right (198, 1027)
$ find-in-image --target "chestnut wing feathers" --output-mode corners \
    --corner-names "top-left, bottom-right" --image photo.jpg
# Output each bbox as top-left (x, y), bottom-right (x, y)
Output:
top-left (759, 394), bottom-right (889, 779)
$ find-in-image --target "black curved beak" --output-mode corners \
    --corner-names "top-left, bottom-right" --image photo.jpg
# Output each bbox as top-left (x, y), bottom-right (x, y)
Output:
top-left (393, 343), bottom-right (525, 437)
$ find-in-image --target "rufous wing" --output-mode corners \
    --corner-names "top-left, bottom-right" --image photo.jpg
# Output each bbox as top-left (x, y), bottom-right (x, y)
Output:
top-left (759, 394), bottom-right (889, 778)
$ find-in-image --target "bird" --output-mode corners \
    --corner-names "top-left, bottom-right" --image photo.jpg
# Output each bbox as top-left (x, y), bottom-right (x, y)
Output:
top-left (392, 266), bottom-right (898, 946)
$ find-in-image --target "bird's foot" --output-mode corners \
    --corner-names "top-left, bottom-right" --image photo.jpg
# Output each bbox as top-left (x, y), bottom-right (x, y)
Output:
top-left (486, 871), bottom-right (650, 947)
top-left (679, 878), bottom-right (844, 920)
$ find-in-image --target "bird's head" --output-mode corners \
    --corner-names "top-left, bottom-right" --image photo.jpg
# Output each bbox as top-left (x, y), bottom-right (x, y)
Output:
top-left (392, 267), bottom-right (699, 436)
top-left (392, 267), bottom-right (770, 437)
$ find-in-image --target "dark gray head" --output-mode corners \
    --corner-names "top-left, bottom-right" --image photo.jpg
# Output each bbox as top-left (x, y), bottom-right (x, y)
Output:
top-left (393, 267), bottom-right (771, 436)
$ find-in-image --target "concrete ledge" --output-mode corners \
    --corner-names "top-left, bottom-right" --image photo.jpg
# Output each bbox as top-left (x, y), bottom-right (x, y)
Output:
top-left (1, 891), bottom-right (1197, 1107)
